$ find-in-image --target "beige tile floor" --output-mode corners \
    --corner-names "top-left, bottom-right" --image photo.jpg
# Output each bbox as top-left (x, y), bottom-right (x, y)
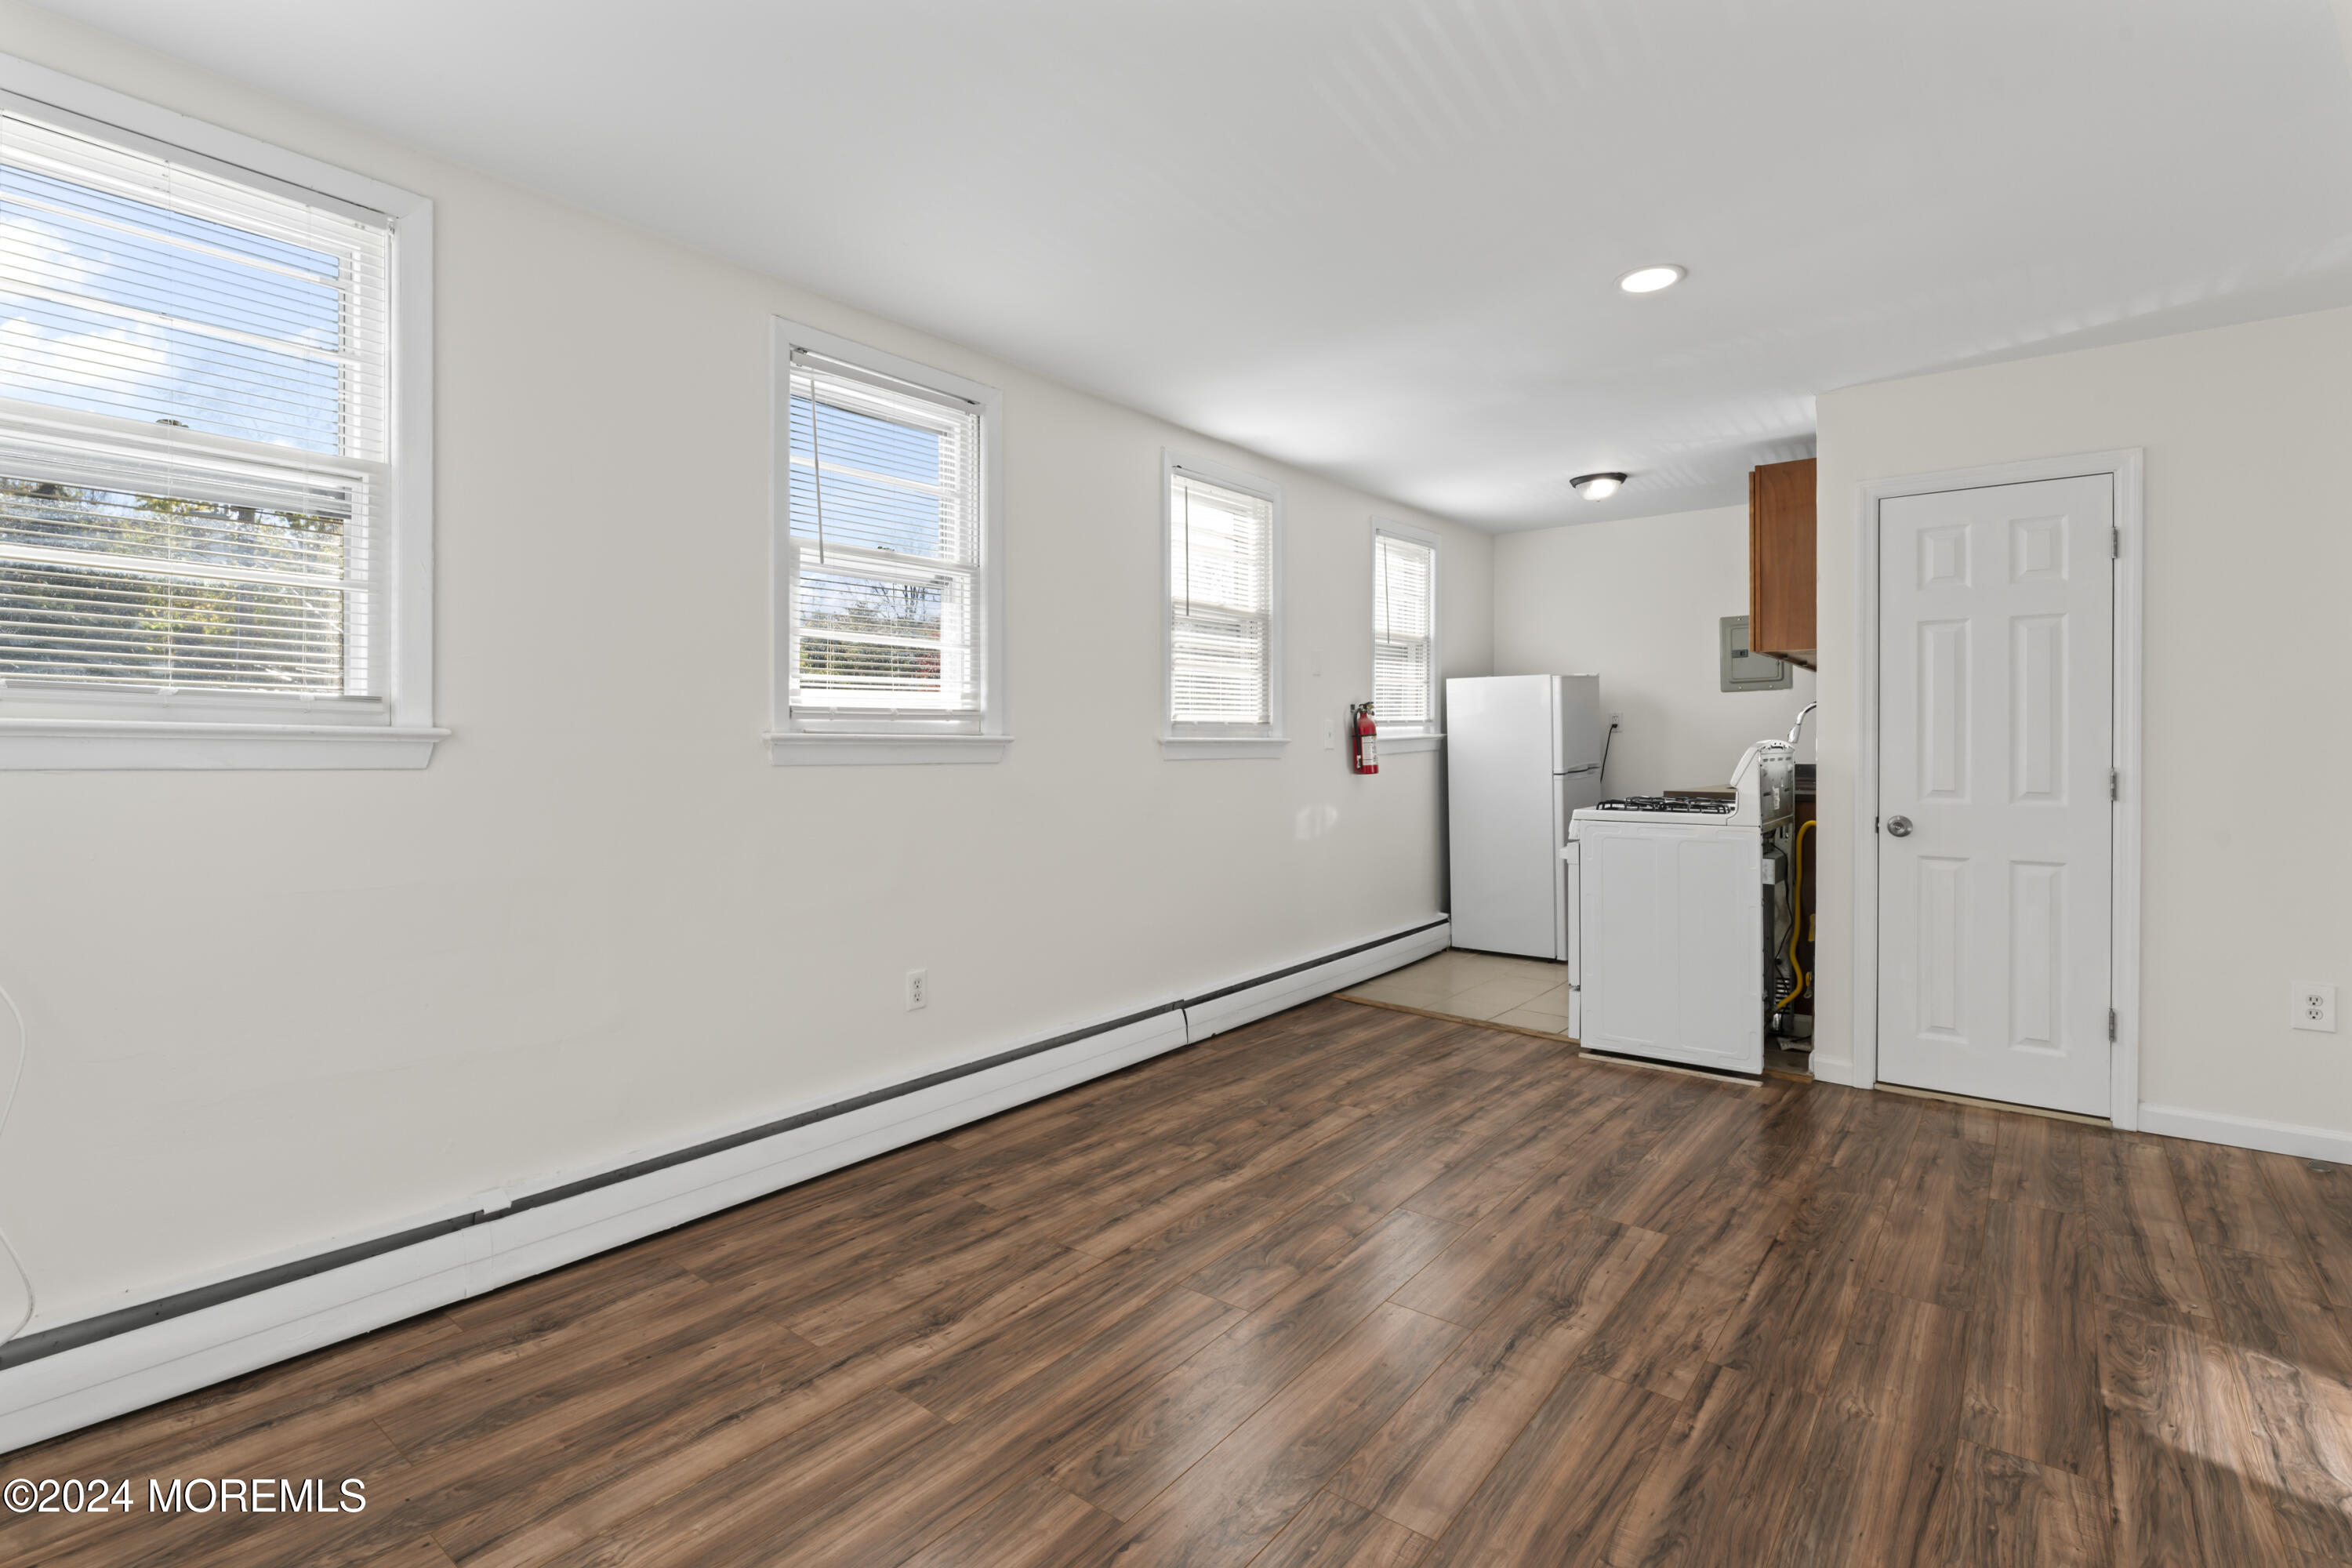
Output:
top-left (1339, 948), bottom-right (1574, 1036)
top-left (1343, 948), bottom-right (1817, 1079)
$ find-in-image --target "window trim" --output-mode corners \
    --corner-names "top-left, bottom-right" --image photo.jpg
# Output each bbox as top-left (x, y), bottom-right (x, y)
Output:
top-left (1370, 519), bottom-right (1443, 753)
top-left (1160, 449), bottom-right (1284, 760)
top-left (764, 318), bottom-right (1006, 766)
top-left (0, 53), bottom-right (440, 771)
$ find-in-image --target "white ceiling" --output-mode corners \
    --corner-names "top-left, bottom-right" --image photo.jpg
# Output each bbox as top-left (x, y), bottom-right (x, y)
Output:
top-left (29, 0), bottom-right (2352, 529)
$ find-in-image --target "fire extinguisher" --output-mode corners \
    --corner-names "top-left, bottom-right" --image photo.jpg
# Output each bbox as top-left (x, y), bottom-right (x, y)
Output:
top-left (1349, 701), bottom-right (1379, 775)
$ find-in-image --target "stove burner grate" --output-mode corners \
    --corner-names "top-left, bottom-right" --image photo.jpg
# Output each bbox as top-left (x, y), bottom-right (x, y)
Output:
top-left (1593, 795), bottom-right (1737, 815)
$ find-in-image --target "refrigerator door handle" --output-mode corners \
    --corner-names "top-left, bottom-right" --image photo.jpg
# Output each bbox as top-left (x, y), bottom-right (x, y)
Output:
top-left (1562, 763), bottom-right (1600, 775)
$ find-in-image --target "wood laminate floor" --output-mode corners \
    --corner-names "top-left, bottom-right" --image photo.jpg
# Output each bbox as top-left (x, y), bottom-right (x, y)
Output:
top-left (9, 998), bottom-right (2350, 1566)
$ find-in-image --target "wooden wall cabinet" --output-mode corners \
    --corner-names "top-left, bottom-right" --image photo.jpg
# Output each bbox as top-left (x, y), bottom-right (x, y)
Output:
top-left (1748, 456), bottom-right (1817, 670)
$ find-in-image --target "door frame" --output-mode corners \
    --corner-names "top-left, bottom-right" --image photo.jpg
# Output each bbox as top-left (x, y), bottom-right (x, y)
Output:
top-left (1849, 449), bottom-right (2143, 1127)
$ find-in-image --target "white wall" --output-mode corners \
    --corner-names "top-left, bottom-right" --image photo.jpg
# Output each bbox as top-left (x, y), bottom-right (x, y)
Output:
top-left (1814, 306), bottom-right (2352, 1147)
top-left (1494, 505), bottom-right (1817, 796)
top-left (0, 5), bottom-right (1492, 1333)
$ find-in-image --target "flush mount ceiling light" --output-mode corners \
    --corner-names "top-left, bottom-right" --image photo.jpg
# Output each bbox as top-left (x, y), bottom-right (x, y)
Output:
top-left (1570, 472), bottom-right (1628, 500)
top-left (1617, 263), bottom-right (1686, 294)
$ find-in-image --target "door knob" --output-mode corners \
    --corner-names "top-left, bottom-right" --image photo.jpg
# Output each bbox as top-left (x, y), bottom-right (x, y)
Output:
top-left (1886, 815), bottom-right (1914, 837)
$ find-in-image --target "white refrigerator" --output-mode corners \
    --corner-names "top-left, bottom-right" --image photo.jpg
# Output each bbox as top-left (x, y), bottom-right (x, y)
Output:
top-left (1445, 674), bottom-right (1607, 960)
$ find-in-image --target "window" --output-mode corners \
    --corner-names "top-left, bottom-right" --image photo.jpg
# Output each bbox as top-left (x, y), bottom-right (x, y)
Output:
top-left (1163, 452), bottom-right (1283, 759)
top-left (0, 63), bottom-right (435, 768)
top-left (1372, 524), bottom-right (1440, 746)
top-left (768, 319), bottom-right (1003, 764)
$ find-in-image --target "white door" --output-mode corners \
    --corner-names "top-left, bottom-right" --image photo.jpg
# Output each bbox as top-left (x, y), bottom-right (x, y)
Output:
top-left (1878, 475), bottom-right (2114, 1115)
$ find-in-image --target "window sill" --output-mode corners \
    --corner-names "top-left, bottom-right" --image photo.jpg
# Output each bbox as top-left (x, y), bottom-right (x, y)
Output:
top-left (0, 719), bottom-right (447, 771)
top-left (765, 732), bottom-right (1011, 766)
top-left (1161, 735), bottom-right (1288, 760)
top-left (1380, 733), bottom-right (1443, 754)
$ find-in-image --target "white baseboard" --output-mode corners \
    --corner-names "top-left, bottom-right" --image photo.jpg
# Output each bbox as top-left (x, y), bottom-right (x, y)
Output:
top-left (2136, 1104), bottom-right (2352, 1165)
top-left (1798, 1069), bottom-right (2347, 1164)
top-left (0, 917), bottom-right (1444, 1454)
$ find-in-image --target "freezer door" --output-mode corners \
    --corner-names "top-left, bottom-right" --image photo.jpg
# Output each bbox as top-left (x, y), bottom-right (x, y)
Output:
top-left (1552, 673), bottom-right (1607, 775)
top-left (1446, 675), bottom-right (1566, 958)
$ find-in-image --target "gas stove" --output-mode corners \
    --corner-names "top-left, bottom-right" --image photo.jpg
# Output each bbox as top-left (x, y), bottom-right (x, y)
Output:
top-left (1590, 796), bottom-right (1736, 815)
top-left (1559, 733), bottom-right (1802, 1080)
top-left (1579, 745), bottom-right (1793, 830)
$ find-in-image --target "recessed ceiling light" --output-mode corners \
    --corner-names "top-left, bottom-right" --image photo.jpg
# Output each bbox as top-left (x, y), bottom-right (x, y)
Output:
top-left (1570, 472), bottom-right (1627, 500)
top-left (1617, 264), bottom-right (1686, 294)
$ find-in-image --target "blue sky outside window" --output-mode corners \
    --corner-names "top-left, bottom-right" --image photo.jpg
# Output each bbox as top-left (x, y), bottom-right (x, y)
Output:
top-left (786, 393), bottom-right (953, 557)
top-left (1, 154), bottom-right (355, 455)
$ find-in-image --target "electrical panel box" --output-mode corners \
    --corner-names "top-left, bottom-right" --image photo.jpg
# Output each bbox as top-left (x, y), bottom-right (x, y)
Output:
top-left (1721, 615), bottom-right (1792, 693)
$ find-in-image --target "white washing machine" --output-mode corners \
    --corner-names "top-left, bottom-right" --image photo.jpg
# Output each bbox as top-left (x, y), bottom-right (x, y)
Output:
top-left (1563, 742), bottom-right (1793, 1076)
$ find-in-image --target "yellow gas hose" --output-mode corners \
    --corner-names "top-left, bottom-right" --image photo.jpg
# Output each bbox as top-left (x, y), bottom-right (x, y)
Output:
top-left (1774, 819), bottom-right (1814, 1011)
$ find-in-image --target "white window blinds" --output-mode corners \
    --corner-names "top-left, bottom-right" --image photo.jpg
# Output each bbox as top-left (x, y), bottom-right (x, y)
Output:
top-left (1374, 531), bottom-right (1436, 727)
top-left (1169, 470), bottom-right (1273, 728)
top-left (785, 349), bottom-right (983, 717)
top-left (0, 107), bottom-right (390, 697)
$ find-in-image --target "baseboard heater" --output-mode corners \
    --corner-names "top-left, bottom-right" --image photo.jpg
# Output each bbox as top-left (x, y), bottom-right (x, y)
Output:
top-left (0, 916), bottom-right (1448, 1452)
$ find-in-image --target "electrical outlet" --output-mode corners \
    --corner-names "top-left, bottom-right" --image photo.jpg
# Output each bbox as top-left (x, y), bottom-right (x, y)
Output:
top-left (2292, 982), bottom-right (2336, 1033)
top-left (906, 969), bottom-right (928, 1011)
top-left (1610, 711), bottom-right (1624, 728)
top-left (1323, 717), bottom-right (1336, 749)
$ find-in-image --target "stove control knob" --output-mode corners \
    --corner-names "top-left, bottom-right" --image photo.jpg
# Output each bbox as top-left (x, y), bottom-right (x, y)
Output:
top-left (1886, 815), bottom-right (1914, 837)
